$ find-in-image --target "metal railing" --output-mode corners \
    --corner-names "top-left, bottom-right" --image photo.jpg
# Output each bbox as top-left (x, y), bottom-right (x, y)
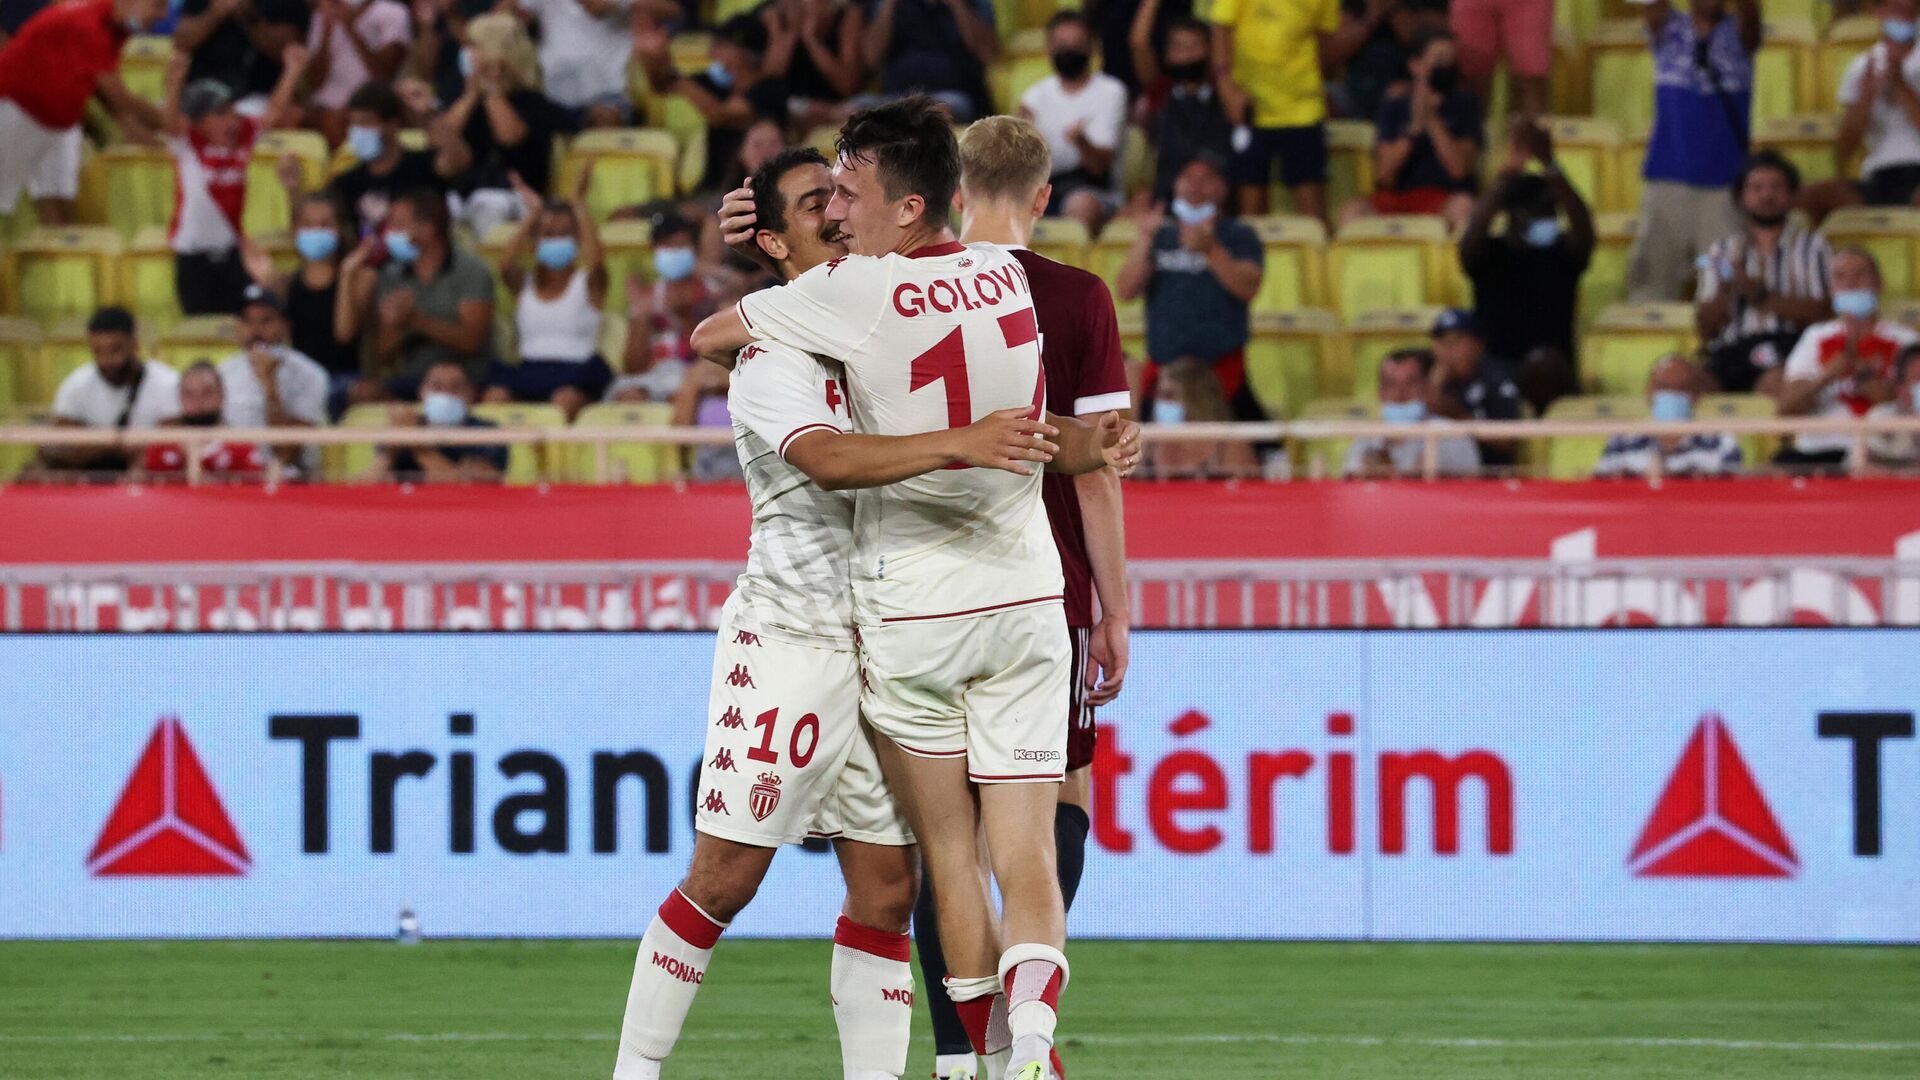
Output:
top-left (7, 414), bottom-right (1920, 484)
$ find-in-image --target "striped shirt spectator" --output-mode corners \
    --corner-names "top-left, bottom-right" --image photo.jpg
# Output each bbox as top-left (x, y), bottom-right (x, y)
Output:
top-left (1696, 225), bottom-right (1831, 350)
top-left (1594, 432), bottom-right (1743, 478)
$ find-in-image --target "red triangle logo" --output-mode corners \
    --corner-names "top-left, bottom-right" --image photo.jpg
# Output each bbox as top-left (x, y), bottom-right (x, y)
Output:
top-left (1628, 714), bottom-right (1796, 878)
top-left (88, 717), bottom-right (250, 877)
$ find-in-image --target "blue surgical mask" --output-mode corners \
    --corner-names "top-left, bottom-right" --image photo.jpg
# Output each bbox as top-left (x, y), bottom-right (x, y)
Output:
top-left (421, 391), bottom-right (468, 427)
top-left (1154, 400), bottom-right (1186, 425)
top-left (1834, 288), bottom-right (1879, 319)
top-left (653, 247), bottom-right (697, 282)
top-left (706, 60), bottom-right (735, 92)
top-left (384, 229), bottom-right (420, 263)
top-left (1886, 18), bottom-right (1917, 44)
top-left (1523, 217), bottom-right (1561, 248)
top-left (347, 125), bottom-right (384, 162)
top-left (1650, 389), bottom-right (1694, 422)
top-left (1381, 399), bottom-right (1427, 424)
top-left (458, 49), bottom-right (474, 79)
top-left (295, 228), bottom-right (339, 262)
top-left (1170, 198), bottom-right (1216, 227)
top-left (536, 236), bottom-right (578, 269)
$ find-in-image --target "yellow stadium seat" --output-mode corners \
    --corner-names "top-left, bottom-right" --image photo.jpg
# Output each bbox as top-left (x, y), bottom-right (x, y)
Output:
top-left (1245, 308), bottom-right (1342, 418)
top-left (120, 36), bottom-right (173, 104)
top-left (1550, 26), bottom-right (1590, 116)
top-left (1755, 113), bottom-right (1847, 185)
top-left (1886, 297), bottom-right (1920, 328)
top-left (1028, 217), bottom-right (1090, 269)
top-left (472, 401), bottom-right (565, 484)
top-left (1327, 215), bottom-right (1449, 317)
top-left (1764, 0), bottom-right (1827, 33)
top-left (1588, 20), bottom-right (1656, 137)
top-left (0, 404), bottom-right (45, 479)
top-left (1582, 211), bottom-right (1638, 327)
top-left (1120, 125), bottom-right (1154, 201)
top-left (1754, 18), bottom-right (1817, 126)
top-left (1616, 135), bottom-right (1647, 214)
top-left (245, 130), bottom-right (330, 236)
top-left (1822, 206), bottom-right (1920, 300)
top-left (157, 316), bottom-right (237, 372)
top-left (599, 219), bottom-right (656, 315)
top-left (992, 30), bottom-right (1058, 111)
top-left (651, 96), bottom-right (709, 195)
top-left (332, 402), bottom-right (391, 481)
top-left (37, 317), bottom-right (99, 402)
top-left (1555, 0), bottom-right (1607, 46)
top-left (1343, 307), bottom-right (1443, 400)
top-left (1543, 116), bottom-right (1625, 215)
top-left (119, 227), bottom-right (182, 335)
top-left (560, 129), bottom-right (679, 223)
top-left (1544, 394), bottom-right (1647, 480)
top-left (0, 317), bottom-right (41, 407)
top-left (1697, 390), bottom-right (1779, 464)
top-left (1325, 120), bottom-right (1375, 211)
top-left (570, 400), bottom-right (680, 483)
top-left (84, 144), bottom-right (175, 239)
top-left (671, 33), bottom-right (713, 76)
top-left (1294, 396), bottom-right (1377, 479)
top-left (1581, 303), bottom-right (1696, 394)
top-left (1244, 214), bottom-right (1328, 312)
top-left (1089, 218), bottom-right (1143, 321)
top-left (1817, 16), bottom-right (1882, 111)
top-left (6, 227), bottom-right (122, 326)
top-left (1117, 306), bottom-right (1144, 361)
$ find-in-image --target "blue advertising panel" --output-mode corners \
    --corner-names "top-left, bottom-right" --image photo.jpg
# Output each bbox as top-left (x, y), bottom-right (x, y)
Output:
top-left (0, 632), bottom-right (1913, 941)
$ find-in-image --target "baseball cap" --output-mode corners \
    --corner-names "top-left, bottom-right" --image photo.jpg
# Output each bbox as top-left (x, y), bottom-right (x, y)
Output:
top-left (1431, 307), bottom-right (1481, 339)
top-left (241, 283), bottom-right (286, 316)
top-left (180, 79), bottom-right (236, 121)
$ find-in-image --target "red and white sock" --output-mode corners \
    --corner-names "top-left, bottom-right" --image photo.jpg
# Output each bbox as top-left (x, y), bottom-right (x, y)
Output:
top-left (613, 889), bottom-right (727, 1079)
top-left (944, 973), bottom-right (1001, 1058)
top-left (830, 915), bottom-right (914, 1079)
top-left (982, 992), bottom-right (1012, 1080)
top-left (998, 944), bottom-right (1068, 1078)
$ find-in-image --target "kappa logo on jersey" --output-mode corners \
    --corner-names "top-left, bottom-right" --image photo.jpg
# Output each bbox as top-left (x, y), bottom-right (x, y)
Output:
top-left (709, 749), bottom-right (738, 773)
top-left (733, 630), bottom-right (762, 646)
top-left (1628, 714), bottom-right (1797, 878)
top-left (716, 706), bottom-right (748, 730)
top-left (725, 664), bottom-right (756, 688)
top-left (749, 772), bottom-right (783, 822)
top-left (738, 345), bottom-right (765, 364)
top-left (89, 717), bottom-right (250, 877)
top-left (825, 257), bottom-right (847, 276)
top-left (702, 789), bottom-right (731, 815)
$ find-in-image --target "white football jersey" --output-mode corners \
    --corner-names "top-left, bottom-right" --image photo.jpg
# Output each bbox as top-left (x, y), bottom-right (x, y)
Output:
top-left (724, 338), bottom-right (858, 647)
top-left (735, 240), bottom-right (1065, 625)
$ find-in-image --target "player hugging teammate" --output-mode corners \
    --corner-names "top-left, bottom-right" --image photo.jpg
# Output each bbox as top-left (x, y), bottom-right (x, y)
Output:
top-left (612, 99), bottom-right (1133, 1080)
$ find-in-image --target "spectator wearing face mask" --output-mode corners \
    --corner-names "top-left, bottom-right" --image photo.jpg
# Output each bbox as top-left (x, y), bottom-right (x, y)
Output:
top-left (1864, 344), bottom-right (1920, 469)
top-left (139, 361), bottom-right (272, 480)
top-left (1593, 354), bottom-right (1742, 478)
top-left (1017, 10), bottom-right (1127, 237)
top-left (323, 80), bottom-right (471, 235)
top-left (442, 13), bottom-right (565, 237)
top-left (635, 14), bottom-right (788, 195)
top-left (302, 0), bottom-right (411, 147)
top-left (366, 358), bottom-right (507, 481)
top-left (1459, 115), bottom-right (1594, 369)
top-left (612, 211), bottom-right (713, 402)
top-left (1147, 356), bottom-right (1255, 477)
top-left (1117, 154), bottom-right (1267, 424)
top-left (1428, 306), bottom-right (1523, 468)
top-left (1697, 152), bottom-right (1833, 395)
top-left (1340, 27), bottom-right (1482, 230)
top-left (1131, 6), bottom-right (1233, 207)
top-left (242, 192), bottom-right (363, 416)
top-left (1343, 347), bottom-right (1481, 478)
top-left (1775, 247), bottom-right (1916, 472)
top-left (484, 169), bottom-right (609, 420)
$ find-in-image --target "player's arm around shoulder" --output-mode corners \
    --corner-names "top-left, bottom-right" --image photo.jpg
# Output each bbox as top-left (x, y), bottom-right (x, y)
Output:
top-left (786, 408), bottom-right (1066, 491)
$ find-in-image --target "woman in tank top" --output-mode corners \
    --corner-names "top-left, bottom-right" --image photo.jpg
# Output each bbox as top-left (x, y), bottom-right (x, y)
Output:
top-left (241, 192), bottom-right (362, 419)
top-left (483, 169), bottom-right (611, 420)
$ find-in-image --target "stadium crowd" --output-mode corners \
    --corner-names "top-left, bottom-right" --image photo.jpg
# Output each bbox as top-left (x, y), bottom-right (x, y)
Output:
top-left (4, 0), bottom-right (1920, 483)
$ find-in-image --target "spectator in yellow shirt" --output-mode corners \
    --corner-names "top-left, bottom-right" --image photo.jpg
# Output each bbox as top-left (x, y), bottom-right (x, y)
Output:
top-left (1212, 0), bottom-right (1373, 219)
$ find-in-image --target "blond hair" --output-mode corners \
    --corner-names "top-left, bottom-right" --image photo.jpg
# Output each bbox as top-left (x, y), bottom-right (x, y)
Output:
top-left (958, 115), bottom-right (1053, 203)
top-left (466, 13), bottom-right (543, 92)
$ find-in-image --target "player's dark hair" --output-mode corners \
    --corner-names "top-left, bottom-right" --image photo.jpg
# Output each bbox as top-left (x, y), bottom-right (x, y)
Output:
top-left (347, 81), bottom-right (405, 124)
top-left (836, 95), bottom-right (960, 229)
top-left (1046, 8), bottom-right (1090, 34)
top-left (751, 147), bottom-right (831, 236)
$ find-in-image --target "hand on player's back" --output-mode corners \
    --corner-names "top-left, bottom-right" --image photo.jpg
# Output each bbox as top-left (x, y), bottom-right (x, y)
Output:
top-left (948, 407), bottom-right (1060, 475)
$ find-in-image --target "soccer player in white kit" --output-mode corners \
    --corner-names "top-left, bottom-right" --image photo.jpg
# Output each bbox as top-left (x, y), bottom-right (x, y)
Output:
top-left (615, 147), bottom-right (1135, 1080)
top-left (692, 98), bottom-right (1084, 1080)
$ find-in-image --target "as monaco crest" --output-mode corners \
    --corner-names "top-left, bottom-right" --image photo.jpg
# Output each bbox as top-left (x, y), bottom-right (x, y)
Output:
top-left (749, 772), bottom-right (783, 822)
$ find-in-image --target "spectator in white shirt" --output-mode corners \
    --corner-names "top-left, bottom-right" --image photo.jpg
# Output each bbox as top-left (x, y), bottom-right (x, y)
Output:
top-left (38, 307), bottom-right (182, 477)
top-left (1864, 343), bottom-right (1920, 469)
top-left (1776, 246), bottom-right (1918, 471)
top-left (305, 0), bottom-right (413, 147)
top-left (1343, 348), bottom-right (1482, 479)
top-left (217, 285), bottom-right (331, 469)
top-left (484, 169), bottom-right (610, 420)
top-left (1594, 354), bottom-right (1743, 478)
top-left (1019, 9), bottom-right (1128, 237)
top-left (516, 0), bottom-right (666, 129)
top-left (1803, 0), bottom-right (1920, 224)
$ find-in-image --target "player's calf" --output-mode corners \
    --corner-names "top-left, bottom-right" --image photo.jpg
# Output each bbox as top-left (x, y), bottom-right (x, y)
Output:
top-left (832, 839), bottom-right (920, 1080)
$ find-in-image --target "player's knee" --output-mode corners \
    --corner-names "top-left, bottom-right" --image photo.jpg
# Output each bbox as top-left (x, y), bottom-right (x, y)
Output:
top-left (678, 842), bottom-right (772, 923)
top-left (843, 857), bottom-right (919, 934)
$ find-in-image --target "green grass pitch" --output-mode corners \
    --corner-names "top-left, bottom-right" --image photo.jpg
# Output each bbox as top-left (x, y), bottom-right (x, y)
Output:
top-left (1, 940), bottom-right (1915, 1078)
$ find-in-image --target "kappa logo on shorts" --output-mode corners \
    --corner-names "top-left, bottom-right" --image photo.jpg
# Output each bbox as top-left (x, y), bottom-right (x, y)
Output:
top-left (709, 748), bottom-right (738, 773)
top-left (733, 630), bottom-right (762, 646)
top-left (725, 664), bottom-right (757, 688)
top-left (702, 789), bottom-right (731, 815)
top-left (749, 772), bottom-right (783, 822)
top-left (1013, 748), bottom-right (1063, 763)
top-left (715, 707), bottom-right (747, 730)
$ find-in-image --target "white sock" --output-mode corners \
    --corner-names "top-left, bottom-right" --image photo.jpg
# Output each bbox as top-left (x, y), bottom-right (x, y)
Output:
top-left (934, 1052), bottom-right (979, 1079)
top-left (612, 889), bottom-right (727, 1079)
top-left (997, 944), bottom-right (1069, 1076)
top-left (983, 1048), bottom-right (1012, 1080)
top-left (830, 915), bottom-right (914, 1079)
